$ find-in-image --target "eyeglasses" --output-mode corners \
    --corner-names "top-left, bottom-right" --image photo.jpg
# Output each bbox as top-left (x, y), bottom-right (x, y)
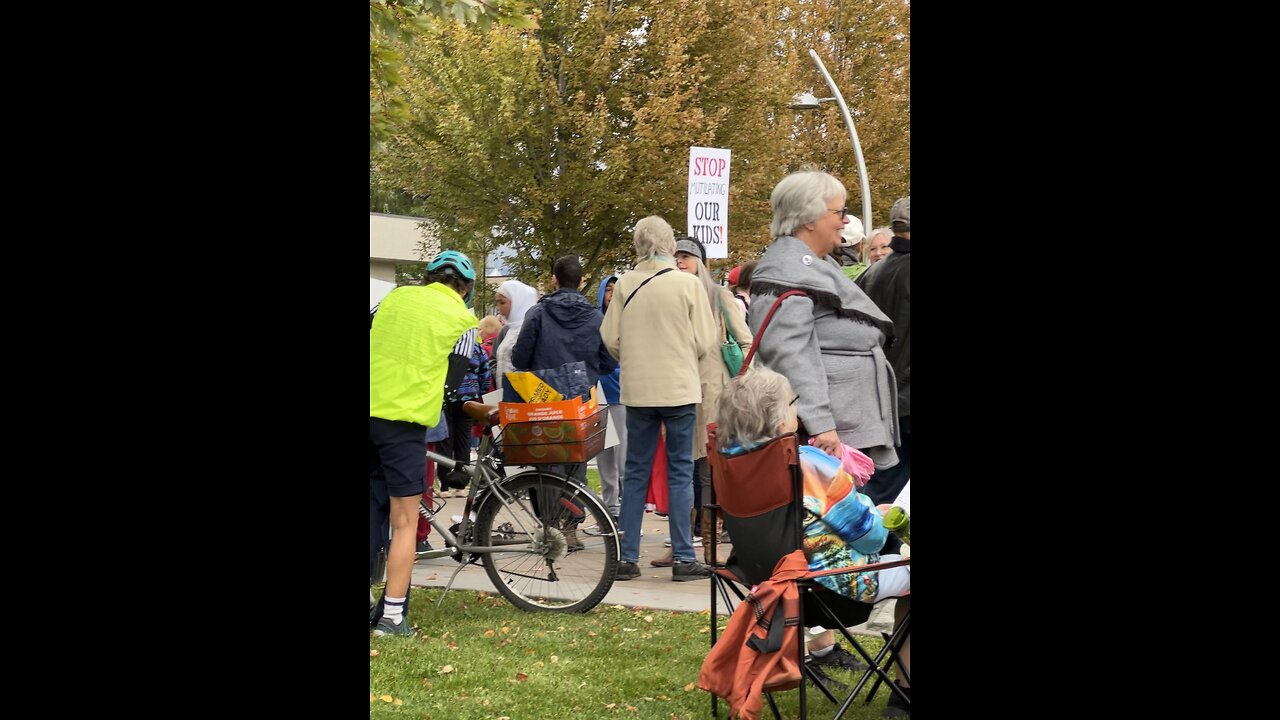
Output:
top-left (790, 395), bottom-right (800, 406)
top-left (829, 207), bottom-right (848, 219)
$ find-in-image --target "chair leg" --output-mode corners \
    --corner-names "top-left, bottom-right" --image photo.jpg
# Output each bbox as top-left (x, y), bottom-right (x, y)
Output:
top-left (864, 611), bottom-right (910, 705)
top-left (765, 691), bottom-right (782, 719)
top-left (710, 573), bottom-right (719, 719)
top-left (803, 590), bottom-right (904, 720)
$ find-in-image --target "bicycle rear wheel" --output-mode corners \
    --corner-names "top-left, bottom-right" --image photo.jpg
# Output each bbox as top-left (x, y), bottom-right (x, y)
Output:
top-left (475, 470), bottom-right (618, 612)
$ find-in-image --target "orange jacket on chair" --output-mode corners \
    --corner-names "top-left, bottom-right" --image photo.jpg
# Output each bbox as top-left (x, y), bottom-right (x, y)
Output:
top-left (698, 550), bottom-right (807, 720)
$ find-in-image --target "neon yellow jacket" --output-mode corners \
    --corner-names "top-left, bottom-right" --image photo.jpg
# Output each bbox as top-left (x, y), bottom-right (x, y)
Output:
top-left (370, 283), bottom-right (478, 426)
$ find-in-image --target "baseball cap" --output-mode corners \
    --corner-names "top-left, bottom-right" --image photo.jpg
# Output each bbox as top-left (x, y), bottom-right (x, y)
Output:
top-left (840, 215), bottom-right (866, 247)
top-left (890, 196), bottom-right (910, 229)
top-left (674, 237), bottom-right (707, 264)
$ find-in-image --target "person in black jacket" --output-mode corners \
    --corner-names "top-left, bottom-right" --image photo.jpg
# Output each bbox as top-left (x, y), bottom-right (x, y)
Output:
top-left (512, 255), bottom-right (618, 488)
top-left (855, 196), bottom-right (910, 514)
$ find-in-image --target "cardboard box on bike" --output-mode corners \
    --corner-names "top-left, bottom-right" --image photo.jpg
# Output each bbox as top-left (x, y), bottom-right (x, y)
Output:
top-left (498, 387), bottom-right (598, 424)
top-left (501, 406), bottom-right (608, 464)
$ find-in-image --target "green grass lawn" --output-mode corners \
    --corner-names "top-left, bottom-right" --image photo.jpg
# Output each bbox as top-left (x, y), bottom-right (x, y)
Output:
top-left (586, 467), bottom-right (601, 495)
top-left (370, 586), bottom-right (895, 719)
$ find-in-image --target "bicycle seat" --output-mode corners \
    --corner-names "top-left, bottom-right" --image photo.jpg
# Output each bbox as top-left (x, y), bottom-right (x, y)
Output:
top-left (463, 401), bottom-right (500, 425)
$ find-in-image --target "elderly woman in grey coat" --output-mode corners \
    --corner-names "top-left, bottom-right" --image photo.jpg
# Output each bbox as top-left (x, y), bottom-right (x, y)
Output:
top-left (747, 170), bottom-right (900, 470)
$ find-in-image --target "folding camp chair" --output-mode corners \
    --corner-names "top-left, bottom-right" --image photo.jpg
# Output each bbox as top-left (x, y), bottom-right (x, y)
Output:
top-left (701, 429), bottom-right (911, 719)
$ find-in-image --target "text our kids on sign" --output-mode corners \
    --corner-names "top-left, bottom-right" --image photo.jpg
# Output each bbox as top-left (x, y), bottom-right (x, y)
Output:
top-left (687, 146), bottom-right (731, 259)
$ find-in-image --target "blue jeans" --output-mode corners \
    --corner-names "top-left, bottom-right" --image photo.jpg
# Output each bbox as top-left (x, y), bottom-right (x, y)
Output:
top-left (620, 404), bottom-right (697, 564)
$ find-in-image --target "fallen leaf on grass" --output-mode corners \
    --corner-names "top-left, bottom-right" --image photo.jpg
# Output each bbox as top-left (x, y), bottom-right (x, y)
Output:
top-left (611, 604), bottom-right (625, 609)
top-left (578, 682), bottom-right (587, 689)
top-left (501, 626), bottom-right (510, 634)
top-left (421, 679), bottom-right (433, 690)
top-left (370, 650), bottom-right (379, 657)
top-left (483, 629), bottom-right (496, 638)
top-left (623, 628), bottom-right (637, 632)
top-left (438, 665), bottom-right (455, 674)
top-left (393, 699), bottom-right (403, 706)
top-left (588, 631), bottom-right (598, 636)
top-left (441, 631), bottom-right (450, 640)
top-left (550, 655), bottom-right (559, 663)
top-left (533, 661), bottom-right (545, 668)
top-left (448, 642), bottom-right (459, 650)
top-left (369, 694), bottom-right (376, 702)
top-left (380, 694), bottom-right (393, 703)
top-left (656, 694), bottom-right (670, 701)
top-left (699, 627), bottom-right (710, 633)
top-left (626, 705), bottom-right (637, 711)
top-left (644, 615), bottom-right (654, 622)
top-left (516, 672), bottom-right (529, 682)
top-left (683, 682), bottom-right (697, 692)
top-left (605, 703), bottom-right (617, 709)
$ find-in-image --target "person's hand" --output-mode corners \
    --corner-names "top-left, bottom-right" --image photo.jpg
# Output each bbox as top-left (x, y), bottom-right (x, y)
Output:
top-left (810, 430), bottom-right (842, 457)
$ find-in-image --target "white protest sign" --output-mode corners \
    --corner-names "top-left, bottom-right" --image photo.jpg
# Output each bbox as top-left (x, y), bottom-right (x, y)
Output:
top-left (687, 146), bottom-right (731, 259)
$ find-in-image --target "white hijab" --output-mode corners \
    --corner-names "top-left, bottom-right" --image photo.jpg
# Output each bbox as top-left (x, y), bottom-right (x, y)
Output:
top-left (495, 280), bottom-right (539, 381)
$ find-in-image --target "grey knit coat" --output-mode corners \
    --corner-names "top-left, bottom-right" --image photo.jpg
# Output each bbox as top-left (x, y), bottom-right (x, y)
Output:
top-left (748, 236), bottom-right (900, 470)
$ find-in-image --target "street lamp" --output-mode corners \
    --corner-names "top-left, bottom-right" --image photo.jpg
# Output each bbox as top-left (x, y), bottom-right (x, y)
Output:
top-left (788, 49), bottom-right (873, 242)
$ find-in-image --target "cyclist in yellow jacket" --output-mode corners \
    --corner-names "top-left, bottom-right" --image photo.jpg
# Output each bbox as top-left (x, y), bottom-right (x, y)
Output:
top-left (370, 250), bottom-right (478, 637)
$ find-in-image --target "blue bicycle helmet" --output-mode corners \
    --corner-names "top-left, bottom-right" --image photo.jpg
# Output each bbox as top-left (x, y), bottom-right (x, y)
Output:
top-left (427, 250), bottom-right (477, 305)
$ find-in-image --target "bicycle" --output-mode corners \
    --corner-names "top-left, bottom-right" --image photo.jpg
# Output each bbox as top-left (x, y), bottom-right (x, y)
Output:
top-left (414, 400), bottom-right (619, 613)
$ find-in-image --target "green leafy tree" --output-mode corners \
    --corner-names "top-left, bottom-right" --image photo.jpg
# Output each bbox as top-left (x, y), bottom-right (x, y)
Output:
top-left (377, 0), bottom-right (800, 291)
top-left (371, 1), bottom-right (539, 152)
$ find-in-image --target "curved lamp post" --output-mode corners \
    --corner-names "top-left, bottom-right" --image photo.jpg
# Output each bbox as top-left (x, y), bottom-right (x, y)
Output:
top-left (789, 49), bottom-right (872, 240)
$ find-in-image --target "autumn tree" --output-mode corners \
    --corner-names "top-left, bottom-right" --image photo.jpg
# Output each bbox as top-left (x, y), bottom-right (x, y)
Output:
top-left (779, 0), bottom-right (910, 228)
top-left (371, 0), bottom-right (538, 151)
top-left (377, 0), bottom-right (807, 291)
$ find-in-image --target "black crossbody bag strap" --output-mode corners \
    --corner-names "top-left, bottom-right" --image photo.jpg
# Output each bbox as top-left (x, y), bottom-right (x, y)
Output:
top-left (623, 268), bottom-right (675, 308)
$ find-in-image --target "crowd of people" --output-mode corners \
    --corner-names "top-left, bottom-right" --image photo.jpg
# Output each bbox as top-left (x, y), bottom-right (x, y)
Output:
top-left (369, 167), bottom-right (911, 716)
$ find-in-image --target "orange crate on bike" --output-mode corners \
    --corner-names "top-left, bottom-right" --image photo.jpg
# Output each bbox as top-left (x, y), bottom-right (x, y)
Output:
top-left (502, 408), bottom-right (608, 464)
top-left (499, 387), bottom-right (598, 424)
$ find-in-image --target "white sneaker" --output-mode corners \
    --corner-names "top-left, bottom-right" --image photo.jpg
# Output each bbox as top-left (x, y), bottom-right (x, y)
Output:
top-left (663, 536), bottom-right (702, 548)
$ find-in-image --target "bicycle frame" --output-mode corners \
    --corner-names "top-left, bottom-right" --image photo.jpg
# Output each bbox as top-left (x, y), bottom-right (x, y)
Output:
top-left (420, 426), bottom-right (563, 605)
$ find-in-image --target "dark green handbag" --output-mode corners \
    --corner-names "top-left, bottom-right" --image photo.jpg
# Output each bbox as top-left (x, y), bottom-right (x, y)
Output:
top-left (719, 301), bottom-right (744, 376)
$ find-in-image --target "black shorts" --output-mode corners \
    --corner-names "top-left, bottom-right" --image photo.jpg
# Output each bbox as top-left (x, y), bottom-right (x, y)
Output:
top-left (802, 585), bottom-right (873, 628)
top-left (370, 417), bottom-right (428, 498)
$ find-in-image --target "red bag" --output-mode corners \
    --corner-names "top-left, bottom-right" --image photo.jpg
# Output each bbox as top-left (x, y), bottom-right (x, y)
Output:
top-left (645, 425), bottom-right (669, 514)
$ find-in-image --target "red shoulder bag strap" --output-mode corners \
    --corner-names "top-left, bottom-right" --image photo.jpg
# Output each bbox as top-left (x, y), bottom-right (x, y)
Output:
top-left (738, 290), bottom-right (808, 377)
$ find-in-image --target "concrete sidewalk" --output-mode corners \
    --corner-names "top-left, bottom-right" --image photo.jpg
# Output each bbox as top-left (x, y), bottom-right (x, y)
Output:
top-left (410, 495), bottom-right (896, 636)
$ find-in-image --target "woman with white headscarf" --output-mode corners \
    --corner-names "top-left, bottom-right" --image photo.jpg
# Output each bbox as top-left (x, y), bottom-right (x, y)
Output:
top-left (492, 279), bottom-right (539, 400)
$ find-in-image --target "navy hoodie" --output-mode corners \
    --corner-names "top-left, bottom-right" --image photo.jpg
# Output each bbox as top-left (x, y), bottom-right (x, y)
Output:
top-left (511, 287), bottom-right (617, 395)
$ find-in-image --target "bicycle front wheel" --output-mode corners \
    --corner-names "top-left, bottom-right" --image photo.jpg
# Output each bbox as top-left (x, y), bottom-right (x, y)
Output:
top-left (475, 470), bottom-right (618, 612)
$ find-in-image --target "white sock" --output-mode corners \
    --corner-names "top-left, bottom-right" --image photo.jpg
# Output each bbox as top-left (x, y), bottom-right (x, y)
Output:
top-left (811, 644), bottom-right (834, 657)
top-left (383, 596), bottom-right (407, 624)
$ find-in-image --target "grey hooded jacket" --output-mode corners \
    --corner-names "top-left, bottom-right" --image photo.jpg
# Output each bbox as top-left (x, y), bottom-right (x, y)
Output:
top-left (748, 236), bottom-right (900, 470)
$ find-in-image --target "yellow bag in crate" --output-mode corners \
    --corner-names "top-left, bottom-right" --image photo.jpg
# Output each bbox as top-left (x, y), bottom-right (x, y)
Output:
top-left (505, 371), bottom-right (564, 403)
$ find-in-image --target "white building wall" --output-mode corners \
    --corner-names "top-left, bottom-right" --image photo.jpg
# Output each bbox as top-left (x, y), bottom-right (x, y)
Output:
top-left (369, 213), bottom-right (440, 279)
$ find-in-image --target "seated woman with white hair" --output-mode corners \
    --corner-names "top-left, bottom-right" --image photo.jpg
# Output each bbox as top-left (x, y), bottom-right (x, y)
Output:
top-left (717, 365), bottom-right (909, 706)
